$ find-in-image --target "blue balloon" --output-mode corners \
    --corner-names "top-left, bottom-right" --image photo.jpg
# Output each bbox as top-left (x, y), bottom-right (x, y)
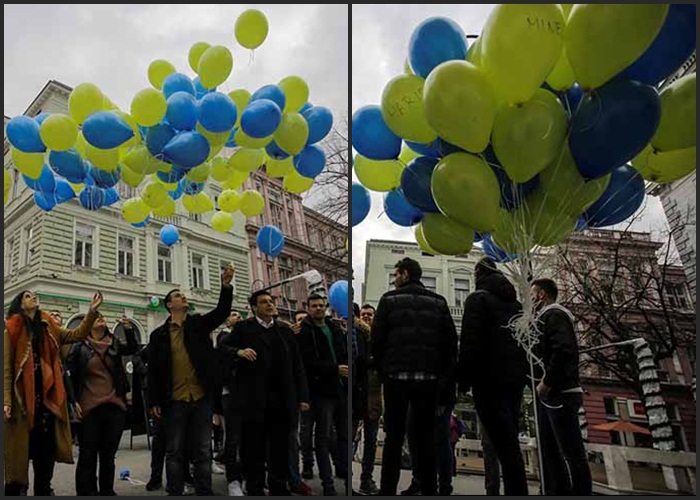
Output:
top-left (620, 4), bottom-right (696, 86)
top-left (409, 17), bottom-right (468, 79)
top-left (352, 183), bottom-right (371, 227)
top-left (225, 128), bottom-right (238, 148)
top-left (560, 83), bottom-right (584, 116)
top-left (474, 232), bottom-right (483, 244)
top-left (299, 102), bottom-right (313, 114)
top-left (82, 111), bottom-right (134, 149)
top-left (240, 99), bottom-right (282, 139)
top-left (157, 166), bottom-right (188, 184)
top-left (400, 157), bottom-right (440, 213)
top-left (34, 112), bottom-right (52, 125)
top-left (48, 149), bottom-right (87, 183)
top-left (91, 165), bottom-right (121, 189)
top-left (166, 92), bottom-right (198, 131)
top-left (406, 140), bottom-right (441, 159)
top-left (162, 73), bottom-right (196, 99)
top-left (256, 225), bottom-right (286, 258)
top-left (54, 179), bottom-right (76, 204)
top-left (328, 280), bottom-right (349, 319)
top-left (7, 116), bottom-right (45, 153)
top-left (584, 164), bottom-right (645, 228)
top-left (250, 85), bottom-right (286, 111)
top-left (481, 233), bottom-right (518, 263)
top-left (351, 105), bottom-right (401, 160)
top-left (132, 216), bottom-right (151, 228)
top-left (570, 79), bottom-right (660, 179)
top-left (23, 165), bottom-right (55, 192)
top-left (193, 76), bottom-right (215, 99)
top-left (575, 216), bottom-right (588, 232)
top-left (162, 132), bottom-right (210, 169)
top-left (169, 181), bottom-right (185, 200)
top-left (265, 140), bottom-right (289, 160)
top-left (79, 186), bottom-right (105, 211)
top-left (146, 122), bottom-right (177, 157)
top-left (293, 145), bottom-right (326, 178)
top-left (384, 189), bottom-right (423, 227)
top-left (103, 187), bottom-right (120, 207)
top-left (160, 224), bottom-right (180, 247)
top-left (182, 179), bottom-right (205, 195)
top-left (302, 106), bottom-right (333, 145)
top-left (198, 92), bottom-right (237, 133)
top-left (34, 191), bottom-right (56, 212)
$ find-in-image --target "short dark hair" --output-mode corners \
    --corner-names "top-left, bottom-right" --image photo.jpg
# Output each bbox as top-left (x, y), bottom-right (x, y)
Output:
top-left (249, 290), bottom-right (273, 308)
top-left (475, 257), bottom-right (498, 278)
top-left (164, 289), bottom-right (180, 313)
top-left (532, 278), bottom-right (558, 302)
top-left (307, 293), bottom-right (326, 305)
top-left (395, 257), bottom-right (422, 281)
top-left (360, 304), bottom-right (376, 313)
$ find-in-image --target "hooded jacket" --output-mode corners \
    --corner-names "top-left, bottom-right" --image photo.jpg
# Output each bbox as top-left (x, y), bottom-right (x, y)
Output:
top-left (535, 303), bottom-right (581, 394)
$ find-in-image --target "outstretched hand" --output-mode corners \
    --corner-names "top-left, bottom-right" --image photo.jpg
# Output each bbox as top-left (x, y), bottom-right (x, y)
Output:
top-left (90, 291), bottom-right (104, 312)
top-left (222, 264), bottom-right (235, 288)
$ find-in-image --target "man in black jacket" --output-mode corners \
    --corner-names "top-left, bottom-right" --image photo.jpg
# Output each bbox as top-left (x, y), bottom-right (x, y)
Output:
top-left (147, 264), bottom-right (234, 496)
top-left (531, 278), bottom-right (591, 496)
top-left (218, 290), bottom-right (310, 496)
top-left (458, 257), bottom-right (529, 496)
top-left (297, 294), bottom-right (349, 496)
top-left (373, 257), bottom-right (457, 496)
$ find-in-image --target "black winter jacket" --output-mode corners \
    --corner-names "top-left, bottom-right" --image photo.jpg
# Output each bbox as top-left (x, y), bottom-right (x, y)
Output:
top-left (297, 317), bottom-right (348, 399)
top-left (535, 304), bottom-right (581, 394)
top-left (458, 271), bottom-right (528, 393)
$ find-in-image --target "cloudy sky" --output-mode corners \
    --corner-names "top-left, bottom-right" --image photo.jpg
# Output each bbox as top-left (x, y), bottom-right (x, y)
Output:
top-left (351, 4), bottom-right (671, 294)
top-left (4, 4), bottom-right (348, 121)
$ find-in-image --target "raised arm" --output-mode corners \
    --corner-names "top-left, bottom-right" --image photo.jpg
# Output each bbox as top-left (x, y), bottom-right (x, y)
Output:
top-left (115, 316), bottom-right (139, 356)
top-left (57, 292), bottom-right (103, 345)
top-left (199, 265), bottom-right (235, 335)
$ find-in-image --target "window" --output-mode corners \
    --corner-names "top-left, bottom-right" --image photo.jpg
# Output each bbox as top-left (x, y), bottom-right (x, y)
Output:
top-left (5, 237), bottom-right (14, 275)
top-left (157, 245), bottom-right (173, 282)
top-left (74, 223), bottom-right (94, 268)
top-left (287, 210), bottom-right (297, 238)
top-left (266, 262), bottom-right (275, 283)
top-left (423, 276), bottom-right (437, 294)
top-left (117, 183), bottom-right (137, 200)
top-left (665, 283), bottom-right (690, 310)
top-left (280, 268), bottom-right (296, 301)
top-left (603, 397), bottom-right (618, 416)
top-left (454, 279), bottom-right (470, 307)
top-left (118, 235), bottom-right (135, 276)
top-left (387, 272), bottom-right (396, 292)
top-left (268, 186), bottom-right (281, 203)
top-left (271, 203), bottom-right (283, 230)
top-left (191, 253), bottom-right (205, 289)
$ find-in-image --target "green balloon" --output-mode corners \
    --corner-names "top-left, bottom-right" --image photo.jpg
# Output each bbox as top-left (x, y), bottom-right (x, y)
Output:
top-left (354, 154), bottom-right (404, 192)
top-left (492, 208), bottom-right (531, 254)
top-left (632, 144), bottom-right (696, 184)
top-left (527, 191), bottom-right (577, 247)
top-left (421, 213), bottom-right (474, 256)
top-left (466, 37), bottom-right (482, 66)
top-left (492, 88), bottom-right (568, 183)
top-left (274, 112), bottom-right (309, 156)
top-left (566, 4), bottom-right (668, 90)
top-left (431, 152), bottom-right (501, 232)
top-left (381, 75), bottom-right (436, 144)
top-left (415, 223), bottom-right (440, 255)
top-left (423, 61), bottom-right (497, 153)
top-left (652, 73), bottom-right (696, 152)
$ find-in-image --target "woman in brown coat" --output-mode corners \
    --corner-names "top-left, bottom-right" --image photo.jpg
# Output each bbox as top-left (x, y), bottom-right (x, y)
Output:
top-left (4, 289), bottom-right (104, 496)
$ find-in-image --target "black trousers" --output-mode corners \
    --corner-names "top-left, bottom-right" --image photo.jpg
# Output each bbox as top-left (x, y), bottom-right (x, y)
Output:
top-left (240, 409), bottom-right (291, 496)
top-left (222, 395), bottom-right (243, 483)
top-left (5, 414), bottom-right (57, 496)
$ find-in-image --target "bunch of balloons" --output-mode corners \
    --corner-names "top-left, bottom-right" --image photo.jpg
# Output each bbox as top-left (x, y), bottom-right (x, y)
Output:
top-left (351, 4), bottom-right (696, 260)
top-left (5, 8), bottom-right (334, 247)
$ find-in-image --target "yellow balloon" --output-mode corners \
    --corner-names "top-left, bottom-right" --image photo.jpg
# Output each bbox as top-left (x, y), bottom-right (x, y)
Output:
top-left (239, 190), bottom-right (265, 217)
top-left (211, 211), bottom-right (234, 233)
top-left (566, 4), bottom-right (668, 90)
top-left (152, 197), bottom-right (176, 218)
top-left (526, 191), bottom-right (577, 247)
top-left (218, 189), bottom-right (241, 213)
top-left (423, 61), bottom-right (497, 153)
top-left (283, 170), bottom-right (314, 194)
top-left (560, 4), bottom-right (573, 18)
top-left (234, 128), bottom-right (273, 148)
top-left (632, 144), bottom-right (696, 184)
top-left (274, 113), bottom-right (309, 156)
top-left (466, 37), bottom-right (482, 66)
top-left (122, 145), bottom-right (163, 174)
top-left (403, 58), bottom-right (414, 75)
top-left (121, 197), bottom-right (151, 224)
top-left (141, 182), bottom-right (169, 208)
top-left (235, 9), bottom-right (269, 50)
top-left (74, 132), bottom-right (88, 157)
top-left (11, 148), bottom-right (44, 179)
top-left (67, 182), bottom-right (84, 194)
top-left (68, 83), bottom-right (104, 125)
top-left (206, 143), bottom-right (225, 162)
top-left (148, 59), bottom-right (176, 90)
top-left (481, 4), bottom-right (565, 104)
top-left (399, 142), bottom-right (421, 165)
top-left (652, 73), bottom-right (696, 152)
top-left (229, 148), bottom-right (264, 173)
top-left (121, 166), bottom-right (145, 188)
top-left (421, 213), bottom-right (474, 256)
top-left (113, 111), bottom-right (141, 147)
top-left (39, 114), bottom-right (78, 151)
top-left (182, 192), bottom-right (214, 214)
top-left (196, 123), bottom-right (230, 146)
top-left (546, 47), bottom-right (575, 91)
top-left (354, 154), bottom-right (404, 192)
top-left (186, 162), bottom-right (211, 183)
top-left (102, 95), bottom-right (120, 111)
top-left (278, 76), bottom-right (309, 113)
top-left (188, 42), bottom-right (211, 73)
top-left (265, 156), bottom-right (294, 178)
top-left (228, 90), bottom-right (251, 127)
top-left (381, 75), bottom-right (436, 144)
top-left (153, 174), bottom-right (178, 191)
top-left (222, 169), bottom-right (249, 190)
top-left (414, 223), bottom-right (440, 255)
top-left (211, 156), bottom-right (233, 182)
top-left (85, 145), bottom-right (119, 172)
top-left (5, 169), bottom-right (12, 205)
top-left (197, 45), bottom-right (233, 89)
top-left (131, 88), bottom-right (167, 127)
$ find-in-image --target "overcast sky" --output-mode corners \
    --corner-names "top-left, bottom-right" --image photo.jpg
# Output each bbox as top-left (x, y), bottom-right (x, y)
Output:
top-left (351, 4), bottom-right (671, 295)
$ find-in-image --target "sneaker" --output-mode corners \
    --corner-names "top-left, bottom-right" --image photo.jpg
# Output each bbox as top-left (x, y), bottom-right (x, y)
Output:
top-left (183, 483), bottom-right (195, 496)
top-left (359, 480), bottom-right (379, 495)
top-left (290, 481), bottom-right (313, 496)
top-left (212, 462), bottom-right (225, 475)
top-left (301, 466), bottom-right (314, 480)
top-left (146, 479), bottom-right (163, 492)
top-left (400, 481), bottom-right (421, 496)
top-left (228, 481), bottom-right (244, 497)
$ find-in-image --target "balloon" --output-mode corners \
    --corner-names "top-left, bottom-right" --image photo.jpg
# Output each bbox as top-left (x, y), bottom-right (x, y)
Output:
top-left (405, 140), bottom-right (440, 159)
top-left (652, 73), bottom-right (695, 152)
top-left (431, 152), bottom-right (501, 232)
top-left (235, 9), bottom-right (269, 49)
top-left (222, 169), bottom-right (249, 191)
top-left (146, 122), bottom-right (177, 157)
top-left (85, 144), bottom-right (119, 172)
top-left (299, 102), bottom-right (313, 114)
top-left (141, 182), bottom-right (170, 208)
top-left (283, 170), bottom-right (314, 194)
top-left (546, 48), bottom-right (575, 91)
top-left (160, 225), bottom-right (180, 247)
top-left (293, 145), bottom-right (326, 178)
top-left (196, 122), bottom-right (230, 146)
top-left (218, 189), bottom-right (241, 213)
top-left (168, 181), bottom-right (184, 200)
top-left (466, 37), bottom-right (482, 66)
top-left (123, 144), bottom-right (168, 174)
top-left (198, 92), bottom-right (237, 133)
top-left (328, 280), bottom-right (349, 319)
top-left (182, 192), bottom-right (214, 214)
top-left (229, 148), bottom-right (265, 173)
top-left (197, 45), bottom-right (233, 89)
top-left (113, 110), bottom-right (141, 148)
top-left (399, 142), bottom-right (422, 164)
top-left (211, 212), bottom-right (234, 233)
top-left (54, 179), bottom-right (77, 204)
top-left (34, 191), bottom-right (57, 212)
top-left (68, 83), bottom-right (104, 125)
top-left (584, 164), bottom-right (645, 228)
top-left (266, 140), bottom-right (290, 160)
top-left (251, 85), bottom-right (286, 112)
top-left (162, 73), bottom-right (196, 99)
top-left (82, 111), bottom-right (134, 150)
top-left (12, 148), bottom-right (45, 179)
top-left (302, 106), bottom-right (334, 145)
top-left (241, 99), bottom-right (282, 139)
top-left (234, 128), bottom-right (273, 149)
top-left (278, 76), bottom-right (309, 113)
top-left (354, 154), bottom-right (404, 192)
top-left (188, 42), bottom-right (211, 73)
top-left (148, 59), bottom-right (176, 90)
top-left (103, 188), bottom-right (120, 207)
top-left (121, 166), bottom-right (145, 188)
top-left (166, 92), bottom-right (198, 131)
top-left (132, 216), bottom-right (151, 229)
top-left (487, 159), bottom-right (541, 211)
top-left (619, 4), bottom-right (696, 86)
top-left (4, 169), bottom-right (12, 205)
top-left (193, 77), bottom-right (215, 99)
top-left (152, 197), bottom-right (176, 217)
top-left (481, 233), bottom-right (518, 263)
top-left (157, 166), bottom-right (188, 184)
top-left (122, 198), bottom-right (151, 223)
top-left (524, 192), bottom-right (577, 247)
top-left (182, 180), bottom-right (205, 195)
top-left (91, 164), bottom-right (121, 188)
top-left (47, 149), bottom-right (84, 182)
top-left (423, 61), bottom-right (496, 153)
top-left (162, 132), bottom-right (210, 169)
top-left (420, 213), bottom-right (474, 255)
top-left (131, 88), bottom-right (168, 127)
top-left (351, 183), bottom-right (371, 226)
top-left (570, 79), bottom-right (661, 179)
top-left (492, 88), bottom-right (568, 183)
top-left (381, 75), bottom-right (436, 144)
top-left (39, 114), bottom-right (78, 151)
top-left (414, 224), bottom-right (440, 255)
top-left (631, 144), bottom-right (696, 184)
top-left (265, 156), bottom-right (294, 178)
top-left (408, 17), bottom-right (468, 79)
top-left (352, 105), bottom-right (401, 160)
top-left (6, 116), bottom-right (45, 153)
top-left (23, 165), bottom-right (55, 192)
top-left (565, 4), bottom-right (669, 90)
top-left (186, 161), bottom-right (211, 183)
top-left (400, 157), bottom-right (440, 212)
top-left (481, 4), bottom-right (565, 104)
top-left (256, 225), bottom-right (285, 257)
top-left (228, 90), bottom-right (251, 127)
top-left (274, 113), bottom-right (309, 156)
top-left (34, 112), bottom-right (52, 125)
top-left (239, 190), bottom-right (265, 217)
top-left (384, 189), bottom-right (423, 227)
top-left (78, 186), bottom-right (104, 211)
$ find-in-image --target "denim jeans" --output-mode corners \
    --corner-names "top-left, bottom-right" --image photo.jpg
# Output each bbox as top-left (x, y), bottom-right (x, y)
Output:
top-left (360, 418), bottom-right (380, 482)
top-left (312, 394), bottom-right (348, 491)
top-left (299, 409), bottom-right (315, 469)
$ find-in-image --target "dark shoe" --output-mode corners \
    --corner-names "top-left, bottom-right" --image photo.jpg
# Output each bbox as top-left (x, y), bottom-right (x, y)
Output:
top-left (359, 480), bottom-right (379, 495)
top-left (400, 481), bottom-right (422, 496)
top-left (323, 487), bottom-right (338, 496)
top-left (290, 482), bottom-right (313, 496)
top-left (146, 479), bottom-right (163, 492)
top-left (301, 466), bottom-right (314, 480)
top-left (439, 486), bottom-right (453, 496)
